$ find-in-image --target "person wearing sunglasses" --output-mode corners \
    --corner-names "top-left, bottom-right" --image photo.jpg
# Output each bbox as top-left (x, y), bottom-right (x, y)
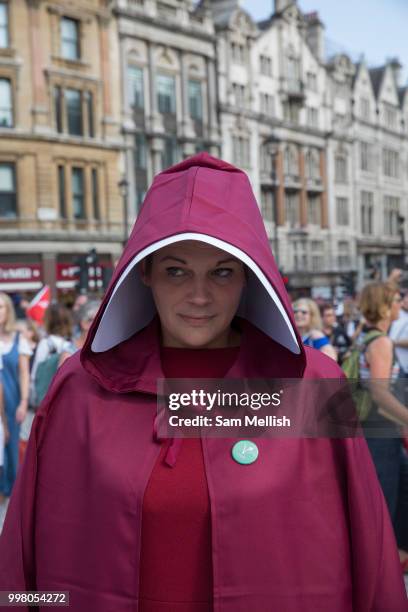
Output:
top-left (293, 298), bottom-right (337, 361)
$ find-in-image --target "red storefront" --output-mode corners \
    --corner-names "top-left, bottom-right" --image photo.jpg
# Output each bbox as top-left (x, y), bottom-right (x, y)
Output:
top-left (0, 255), bottom-right (113, 305)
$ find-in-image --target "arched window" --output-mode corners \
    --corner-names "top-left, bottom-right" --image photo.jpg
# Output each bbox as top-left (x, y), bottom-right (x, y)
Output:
top-left (305, 148), bottom-right (319, 179)
top-left (284, 145), bottom-right (298, 177)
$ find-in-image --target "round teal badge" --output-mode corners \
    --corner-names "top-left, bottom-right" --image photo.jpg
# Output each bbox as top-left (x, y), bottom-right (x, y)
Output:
top-left (231, 440), bottom-right (259, 465)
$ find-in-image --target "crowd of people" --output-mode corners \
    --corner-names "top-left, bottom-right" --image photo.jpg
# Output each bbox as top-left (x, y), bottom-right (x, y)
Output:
top-left (0, 293), bottom-right (100, 516)
top-left (0, 279), bottom-right (407, 575)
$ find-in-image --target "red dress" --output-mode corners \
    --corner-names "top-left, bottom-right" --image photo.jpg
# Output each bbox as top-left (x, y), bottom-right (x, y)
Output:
top-left (138, 346), bottom-right (239, 612)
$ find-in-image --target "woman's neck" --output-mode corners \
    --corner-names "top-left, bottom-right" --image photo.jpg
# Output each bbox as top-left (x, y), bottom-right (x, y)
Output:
top-left (370, 319), bottom-right (390, 333)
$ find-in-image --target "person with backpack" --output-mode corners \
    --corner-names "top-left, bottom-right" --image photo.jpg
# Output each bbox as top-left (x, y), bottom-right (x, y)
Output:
top-left (0, 293), bottom-right (32, 504)
top-left (355, 281), bottom-right (408, 571)
top-left (0, 154), bottom-right (407, 610)
top-left (30, 303), bottom-right (74, 409)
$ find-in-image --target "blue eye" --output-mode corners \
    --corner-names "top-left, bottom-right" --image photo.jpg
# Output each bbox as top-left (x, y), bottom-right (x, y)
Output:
top-left (213, 268), bottom-right (233, 278)
top-left (166, 267), bottom-right (185, 277)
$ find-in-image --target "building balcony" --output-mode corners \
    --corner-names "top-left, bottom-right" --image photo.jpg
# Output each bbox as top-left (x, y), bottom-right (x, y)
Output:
top-left (0, 217), bottom-right (123, 240)
top-left (282, 78), bottom-right (306, 103)
top-left (284, 174), bottom-right (302, 189)
top-left (305, 177), bottom-right (323, 192)
top-left (260, 170), bottom-right (279, 187)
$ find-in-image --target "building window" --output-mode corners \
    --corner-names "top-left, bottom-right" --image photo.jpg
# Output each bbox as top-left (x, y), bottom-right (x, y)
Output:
top-left (360, 97), bottom-right (370, 117)
top-left (259, 54), bottom-right (272, 76)
top-left (0, 78), bottom-right (12, 127)
top-left (232, 83), bottom-right (246, 109)
top-left (261, 189), bottom-right (274, 222)
top-left (57, 165), bottom-right (66, 219)
top-left (128, 65), bottom-right (144, 109)
top-left (60, 17), bottom-right (80, 61)
top-left (308, 194), bottom-right (321, 225)
top-left (65, 89), bottom-right (82, 136)
top-left (311, 240), bottom-right (324, 272)
top-left (260, 144), bottom-right (273, 174)
top-left (293, 239), bottom-right (307, 271)
top-left (72, 167), bottom-right (85, 219)
top-left (135, 132), bottom-right (147, 169)
top-left (306, 107), bottom-right (319, 128)
top-left (162, 136), bottom-right (178, 169)
top-left (360, 142), bottom-right (374, 172)
top-left (157, 74), bottom-right (176, 114)
top-left (54, 87), bottom-right (94, 137)
top-left (84, 91), bottom-right (94, 137)
top-left (383, 148), bottom-right (399, 178)
top-left (384, 195), bottom-right (400, 236)
top-left (361, 191), bottom-right (374, 235)
top-left (384, 103), bottom-right (397, 130)
top-left (306, 71), bottom-right (317, 92)
top-left (338, 241), bottom-right (350, 270)
top-left (260, 93), bottom-right (275, 116)
top-left (286, 50), bottom-right (301, 89)
top-left (334, 153), bottom-right (348, 183)
top-left (305, 149), bottom-right (320, 179)
top-left (188, 79), bottom-right (203, 120)
top-left (283, 102), bottom-right (299, 125)
top-left (284, 145), bottom-right (298, 178)
top-left (232, 135), bottom-right (250, 168)
top-left (0, 162), bottom-right (16, 218)
top-left (336, 197), bottom-right (349, 226)
top-left (91, 168), bottom-right (99, 220)
top-left (54, 86), bottom-right (63, 133)
top-left (0, 2), bottom-right (8, 49)
top-left (157, 2), bottom-right (177, 20)
top-left (285, 192), bottom-right (299, 227)
top-left (231, 42), bottom-right (245, 64)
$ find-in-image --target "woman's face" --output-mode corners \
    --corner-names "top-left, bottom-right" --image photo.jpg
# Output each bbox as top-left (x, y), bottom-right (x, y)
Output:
top-left (0, 298), bottom-right (8, 328)
top-left (80, 310), bottom-right (98, 334)
top-left (390, 292), bottom-right (402, 322)
top-left (293, 302), bottom-right (311, 331)
top-left (140, 241), bottom-right (246, 348)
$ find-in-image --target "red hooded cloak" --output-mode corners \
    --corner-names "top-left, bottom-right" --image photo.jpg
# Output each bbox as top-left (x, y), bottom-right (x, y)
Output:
top-left (0, 153), bottom-right (406, 611)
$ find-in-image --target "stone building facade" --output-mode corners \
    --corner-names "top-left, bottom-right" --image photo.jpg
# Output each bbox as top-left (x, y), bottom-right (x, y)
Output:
top-left (1, 0), bottom-right (407, 298)
top-left (115, 0), bottom-right (220, 220)
top-left (0, 0), bottom-right (123, 297)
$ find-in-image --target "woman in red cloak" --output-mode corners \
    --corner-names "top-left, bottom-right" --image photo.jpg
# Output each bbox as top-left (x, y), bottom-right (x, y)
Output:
top-left (0, 153), bottom-right (406, 611)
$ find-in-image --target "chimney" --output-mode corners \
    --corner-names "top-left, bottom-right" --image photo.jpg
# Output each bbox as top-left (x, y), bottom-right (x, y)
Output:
top-left (304, 11), bottom-right (325, 62)
top-left (274, 0), bottom-right (294, 14)
top-left (389, 57), bottom-right (402, 86)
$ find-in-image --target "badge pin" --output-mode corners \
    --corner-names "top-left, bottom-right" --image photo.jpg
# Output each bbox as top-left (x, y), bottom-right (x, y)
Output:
top-left (231, 440), bottom-right (259, 465)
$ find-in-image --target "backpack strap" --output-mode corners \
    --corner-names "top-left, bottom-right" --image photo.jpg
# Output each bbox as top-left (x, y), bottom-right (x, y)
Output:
top-left (361, 330), bottom-right (385, 349)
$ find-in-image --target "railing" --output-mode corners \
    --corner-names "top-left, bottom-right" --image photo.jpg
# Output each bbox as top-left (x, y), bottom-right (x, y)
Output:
top-left (0, 217), bottom-right (123, 236)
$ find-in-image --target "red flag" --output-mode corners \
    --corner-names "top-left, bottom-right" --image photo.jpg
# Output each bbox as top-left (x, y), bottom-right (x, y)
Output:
top-left (26, 285), bottom-right (51, 324)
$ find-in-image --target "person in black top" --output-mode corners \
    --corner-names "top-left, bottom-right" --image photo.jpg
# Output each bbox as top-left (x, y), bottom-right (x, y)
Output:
top-left (320, 303), bottom-right (351, 365)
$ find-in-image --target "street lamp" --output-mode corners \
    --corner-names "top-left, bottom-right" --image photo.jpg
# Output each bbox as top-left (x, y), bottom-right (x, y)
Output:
top-left (119, 177), bottom-right (129, 248)
top-left (398, 213), bottom-right (406, 269)
top-left (269, 140), bottom-right (281, 268)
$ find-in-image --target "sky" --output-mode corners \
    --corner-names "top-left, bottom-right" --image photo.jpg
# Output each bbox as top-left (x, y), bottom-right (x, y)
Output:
top-left (241, 0), bottom-right (408, 84)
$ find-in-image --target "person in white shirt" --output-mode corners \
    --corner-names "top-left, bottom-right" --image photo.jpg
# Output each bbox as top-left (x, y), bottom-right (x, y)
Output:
top-left (390, 290), bottom-right (408, 377)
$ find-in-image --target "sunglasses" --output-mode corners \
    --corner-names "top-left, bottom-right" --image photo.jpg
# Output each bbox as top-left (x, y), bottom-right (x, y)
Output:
top-left (294, 308), bottom-right (309, 315)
